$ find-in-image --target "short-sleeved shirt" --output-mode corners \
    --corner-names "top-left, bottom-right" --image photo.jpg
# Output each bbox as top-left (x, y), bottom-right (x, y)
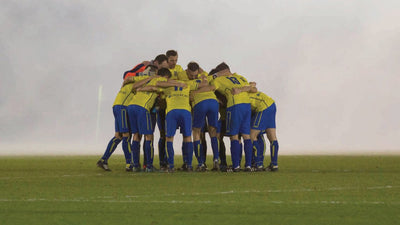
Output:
top-left (210, 73), bottom-right (251, 108)
top-left (127, 77), bottom-right (167, 111)
top-left (249, 92), bottom-right (275, 112)
top-left (112, 76), bottom-right (149, 107)
top-left (163, 80), bottom-right (198, 114)
top-left (169, 65), bottom-right (184, 80)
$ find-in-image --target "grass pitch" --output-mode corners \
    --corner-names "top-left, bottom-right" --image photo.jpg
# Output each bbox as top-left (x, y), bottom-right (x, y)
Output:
top-left (0, 155), bottom-right (399, 225)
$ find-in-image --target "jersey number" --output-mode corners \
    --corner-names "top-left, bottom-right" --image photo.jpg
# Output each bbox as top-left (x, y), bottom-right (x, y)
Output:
top-left (226, 77), bottom-right (241, 84)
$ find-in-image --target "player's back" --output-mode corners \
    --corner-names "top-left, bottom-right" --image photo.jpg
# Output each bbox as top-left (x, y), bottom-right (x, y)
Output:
top-left (212, 73), bottom-right (250, 108)
top-left (169, 65), bottom-right (184, 80)
top-left (163, 80), bottom-right (196, 114)
top-left (129, 77), bottom-right (167, 111)
top-left (191, 75), bottom-right (218, 107)
top-left (249, 92), bottom-right (275, 112)
top-left (113, 83), bottom-right (135, 107)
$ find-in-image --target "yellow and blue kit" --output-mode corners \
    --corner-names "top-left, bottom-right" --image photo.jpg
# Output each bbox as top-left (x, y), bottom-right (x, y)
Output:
top-left (211, 73), bottom-right (253, 169)
top-left (249, 91), bottom-right (276, 130)
top-left (163, 80), bottom-right (197, 169)
top-left (169, 64), bottom-right (184, 80)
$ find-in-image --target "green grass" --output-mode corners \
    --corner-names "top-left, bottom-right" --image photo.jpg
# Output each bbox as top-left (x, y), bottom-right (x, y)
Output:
top-left (0, 155), bottom-right (399, 225)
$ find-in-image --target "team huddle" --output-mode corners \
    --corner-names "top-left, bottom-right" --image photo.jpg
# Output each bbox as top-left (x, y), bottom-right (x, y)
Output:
top-left (97, 50), bottom-right (279, 172)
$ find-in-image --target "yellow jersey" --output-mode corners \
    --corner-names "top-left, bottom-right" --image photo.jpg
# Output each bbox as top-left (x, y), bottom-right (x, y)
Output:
top-left (177, 70), bottom-right (208, 81)
top-left (191, 75), bottom-right (218, 107)
top-left (249, 92), bottom-right (275, 112)
top-left (112, 76), bottom-right (149, 106)
top-left (163, 80), bottom-right (198, 114)
top-left (169, 64), bottom-right (184, 80)
top-left (127, 77), bottom-right (167, 111)
top-left (210, 73), bottom-right (250, 108)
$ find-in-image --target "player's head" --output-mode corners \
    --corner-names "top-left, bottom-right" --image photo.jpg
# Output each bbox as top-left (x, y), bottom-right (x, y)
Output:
top-left (166, 50), bottom-right (178, 69)
top-left (154, 54), bottom-right (169, 69)
top-left (145, 64), bottom-right (158, 75)
top-left (187, 61), bottom-right (199, 79)
top-left (215, 62), bottom-right (230, 72)
top-left (157, 67), bottom-right (172, 78)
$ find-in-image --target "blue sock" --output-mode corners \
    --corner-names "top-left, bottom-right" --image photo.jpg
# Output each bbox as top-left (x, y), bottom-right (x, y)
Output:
top-left (258, 134), bottom-right (266, 165)
top-left (122, 137), bottom-right (132, 165)
top-left (238, 143), bottom-right (243, 166)
top-left (252, 140), bottom-right (261, 167)
top-left (158, 138), bottom-right (167, 166)
top-left (131, 140), bottom-right (140, 167)
top-left (270, 140), bottom-right (279, 166)
top-left (193, 140), bottom-right (202, 165)
top-left (211, 137), bottom-right (219, 161)
top-left (102, 137), bottom-right (121, 162)
top-left (184, 142), bottom-right (194, 167)
top-left (166, 141), bottom-right (174, 169)
top-left (144, 140), bottom-right (154, 168)
top-left (231, 140), bottom-right (240, 168)
top-left (244, 139), bottom-right (252, 167)
top-left (181, 142), bottom-right (187, 164)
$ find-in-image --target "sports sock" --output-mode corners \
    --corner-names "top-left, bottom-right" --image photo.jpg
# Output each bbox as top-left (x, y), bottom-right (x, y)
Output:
top-left (270, 140), bottom-right (279, 166)
top-left (230, 140), bottom-right (240, 168)
top-left (211, 137), bottom-right (219, 161)
top-left (193, 140), bottom-right (202, 165)
top-left (181, 142), bottom-right (187, 164)
top-left (244, 139), bottom-right (252, 167)
top-left (257, 134), bottom-right (266, 165)
top-left (122, 137), bottom-right (132, 165)
top-left (131, 140), bottom-right (140, 167)
top-left (238, 143), bottom-right (243, 166)
top-left (184, 142), bottom-right (194, 167)
top-left (144, 140), bottom-right (154, 168)
top-left (158, 138), bottom-right (167, 166)
top-left (201, 138), bottom-right (207, 164)
top-left (166, 141), bottom-right (174, 169)
top-left (219, 139), bottom-right (227, 166)
top-left (101, 137), bottom-right (121, 163)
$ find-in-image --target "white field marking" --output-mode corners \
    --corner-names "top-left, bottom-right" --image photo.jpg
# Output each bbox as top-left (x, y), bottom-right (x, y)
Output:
top-left (0, 174), bottom-right (105, 180)
top-left (124, 185), bottom-right (399, 199)
top-left (0, 198), bottom-right (398, 205)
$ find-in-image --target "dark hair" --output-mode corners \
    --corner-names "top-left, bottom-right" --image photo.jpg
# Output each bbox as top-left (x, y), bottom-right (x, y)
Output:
top-left (166, 50), bottom-right (178, 57)
top-left (145, 64), bottom-right (158, 73)
top-left (208, 68), bottom-right (218, 75)
top-left (187, 62), bottom-right (199, 72)
top-left (154, 54), bottom-right (168, 64)
top-left (157, 68), bottom-right (172, 78)
top-left (215, 62), bottom-right (230, 72)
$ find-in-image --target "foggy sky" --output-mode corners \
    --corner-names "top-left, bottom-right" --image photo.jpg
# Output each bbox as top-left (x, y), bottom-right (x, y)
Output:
top-left (1, 0), bottom-right (399, 155)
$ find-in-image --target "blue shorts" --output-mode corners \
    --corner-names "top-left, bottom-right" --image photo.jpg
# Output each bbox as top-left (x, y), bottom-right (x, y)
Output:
top-left (113, 105), bottom-right (130, 133)
top-left (226, 103), bottom-right (251, 136)
top-left (166, 109), bottom-right (192, 137)
top-left (127, 105), bottom-right (154, 135)
top-left (251, 103), bottom-right (277, 130)
top-left (193, 99), bottom-right (219, 128)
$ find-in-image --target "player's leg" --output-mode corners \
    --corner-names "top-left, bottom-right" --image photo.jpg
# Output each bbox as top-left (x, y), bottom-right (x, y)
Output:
top-left (156, 106), bottom-right (168, 170)
top-left (238, 103), bottom-right (253, 171)
top-left (206, 99), bottom-right (220, 170)
top-left (226, 105), bottom-right (241, 171)
top-left (165, 110), bottom-right (178, 171)
top-left (181, 109), bottom-right (194, 171)
top-left (265, 103), bottom-right (279, 171)
top-left (98, 131), bottom-right (122, 171)
top-left (139, 108), bottom-right (155, 171)
top-left (192, 102), bottom-right (207, 170)
top-left (217, 119), bottom-right (228, 171)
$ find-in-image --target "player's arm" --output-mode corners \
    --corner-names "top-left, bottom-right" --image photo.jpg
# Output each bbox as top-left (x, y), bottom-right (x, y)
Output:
top-left (136, 85), bottom-right (160, 92)
top-left (156, 80), bottom-right (187, 88)
top-left (231, 85), bottom-right (257, 95)
top-left (131, 76), bottom-right (160, 91)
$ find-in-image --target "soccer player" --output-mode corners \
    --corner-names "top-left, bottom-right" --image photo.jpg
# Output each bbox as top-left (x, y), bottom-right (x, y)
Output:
top-left (211, 62), bottom-right (253, 172)
top-left (184, 62), bottom-right (220, 171)
top-left (166, 50), bottom-right (183, 80)
top-left (127, 67), bottom-right (179, 172)
top-left (97, 75), bottom-right (150, 171)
